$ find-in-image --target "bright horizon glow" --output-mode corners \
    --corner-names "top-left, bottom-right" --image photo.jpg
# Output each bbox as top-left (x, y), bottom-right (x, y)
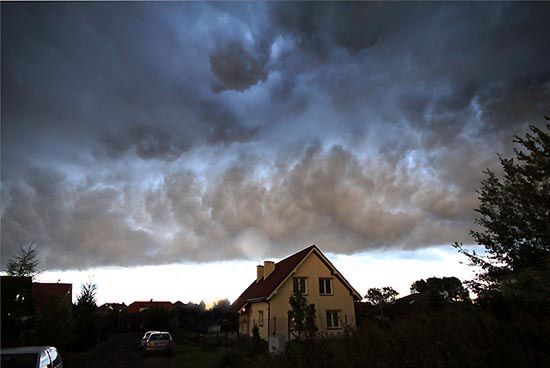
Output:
top-left (33, 246), bottom-right (477, 307)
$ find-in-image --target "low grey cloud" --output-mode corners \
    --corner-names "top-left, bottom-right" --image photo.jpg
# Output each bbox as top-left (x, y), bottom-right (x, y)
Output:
top-left (1, 2), bottom-right (549, 270)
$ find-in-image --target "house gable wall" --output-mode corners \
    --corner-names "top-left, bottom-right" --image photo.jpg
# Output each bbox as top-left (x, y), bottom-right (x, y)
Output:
top-left (264, 251), bottom-right (356, 339)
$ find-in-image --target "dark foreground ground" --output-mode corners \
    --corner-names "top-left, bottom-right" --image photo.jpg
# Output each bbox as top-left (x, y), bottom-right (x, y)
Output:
top-left (63, 332), bottom-right (222, 368)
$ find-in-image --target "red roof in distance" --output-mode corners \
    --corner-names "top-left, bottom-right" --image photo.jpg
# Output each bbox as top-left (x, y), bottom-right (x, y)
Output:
top-left (126, 301), bottom-right (174, 314)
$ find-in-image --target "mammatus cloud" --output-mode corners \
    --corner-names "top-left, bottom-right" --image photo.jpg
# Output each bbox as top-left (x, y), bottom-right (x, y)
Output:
top-left (0, 143), bottom-right (497, 269)
top-left (210, 41), bottom-right (270, 93)
top-left (1, 2), bottom-right (549, 270)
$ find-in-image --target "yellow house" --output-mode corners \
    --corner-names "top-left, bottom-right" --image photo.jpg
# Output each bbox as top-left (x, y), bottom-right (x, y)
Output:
top-left (231, 245), bottom-right (362, 342)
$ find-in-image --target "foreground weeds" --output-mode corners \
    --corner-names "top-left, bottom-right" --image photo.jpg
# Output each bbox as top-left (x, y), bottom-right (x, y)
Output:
top-left (219, 306), bottom-right (550, 368)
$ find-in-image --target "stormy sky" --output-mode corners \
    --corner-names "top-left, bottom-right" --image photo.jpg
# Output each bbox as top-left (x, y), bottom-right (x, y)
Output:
top-left (2, 2), bottom-right (550, 274)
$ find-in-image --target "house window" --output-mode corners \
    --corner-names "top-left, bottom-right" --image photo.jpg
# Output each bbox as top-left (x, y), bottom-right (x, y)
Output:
top-left (258, 310), bottom-right (264, 327)
top-left (319, 278), bottom-right (333, 295)
top-left (326, 310), bottom-right (340, 329)
top-left (293, 277), bottom-right (307, 294)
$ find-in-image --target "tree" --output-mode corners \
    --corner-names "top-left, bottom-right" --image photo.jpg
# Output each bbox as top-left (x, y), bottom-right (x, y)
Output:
top-left (365, 287), bottom-right (398, 317)
top-left (143, 307), bottom-right (172, 331)
top-left (72, 281), bottom-right (98, 350)
top-left (34, 295), bottom-right (75, 348)
top-left (410, 277), bottom-right (470, 302)
top-left (5, 242), bottom-right (40, 279)
top-left (288, 292), bottom-right (318, 340)
top-left (211, 299), bottom-right (231, 317)
top-left (454, 124), bottom-right (550, 301)
top-left (76, 281), bottom-right (98, 306)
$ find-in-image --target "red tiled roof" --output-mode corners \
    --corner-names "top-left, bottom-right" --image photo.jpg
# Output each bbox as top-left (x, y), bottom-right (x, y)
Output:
top-left (126, 301), bottom-right (174, 314)
top-left (32, 283), bottom-right (72, 303)
top-left (231, 245), bottom-right (317, 312)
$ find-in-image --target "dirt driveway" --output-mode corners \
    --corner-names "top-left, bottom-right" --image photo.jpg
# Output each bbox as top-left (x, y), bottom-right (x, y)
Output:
top-left (64, 332), bottom-right (222, 368)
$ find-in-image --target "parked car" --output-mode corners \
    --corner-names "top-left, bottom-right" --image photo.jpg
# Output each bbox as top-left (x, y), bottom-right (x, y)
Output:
top-left (1, 346), bottom-right (63, 368)
top-left (142, 331), bottom-right (173, 354)
top-left (140, 330), bottom-right (160, 350)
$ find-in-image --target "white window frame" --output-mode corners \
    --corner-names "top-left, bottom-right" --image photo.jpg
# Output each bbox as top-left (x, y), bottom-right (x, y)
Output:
top-left (326, 310), bottom-right (341, 329)
top-left (293, 277), bottom-right (308, 295)
top-left (319, 278), bottom-right (333, 295)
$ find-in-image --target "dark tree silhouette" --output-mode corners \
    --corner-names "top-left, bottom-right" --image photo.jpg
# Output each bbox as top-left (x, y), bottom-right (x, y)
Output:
top-left (454, 124), bottom-right (550, 301)
top-left (365, 287), bottom-right (398, 317)
top-left (72, 281), bottom-right (98, 350)
top-left (5, 242), bottom-right (40, 279)
top-left (288, 291), bottom-right (317, 340)
top-left (34, 295), bottom-right (75, 348)
top-left (410, 277), bottom-right (470, 302)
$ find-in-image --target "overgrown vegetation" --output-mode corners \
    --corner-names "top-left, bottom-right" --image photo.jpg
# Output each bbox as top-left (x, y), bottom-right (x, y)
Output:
top-left (34, 295), bottom-right (75, 348)
top-left (217, 303), bottom-right (550, 368)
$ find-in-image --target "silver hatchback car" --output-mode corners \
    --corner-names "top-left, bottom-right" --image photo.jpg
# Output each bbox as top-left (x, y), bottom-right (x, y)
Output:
top-left (140, 330), bottom-right (160, 350)
top-left (1, 346), bottom-right (63, 368)
top-left (142, 331), bottom-right (173, 353)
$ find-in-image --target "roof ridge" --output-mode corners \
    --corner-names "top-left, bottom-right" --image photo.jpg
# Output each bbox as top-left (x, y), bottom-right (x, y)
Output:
top-left (230, 245), bottom-right (318, 312)
top-left (274, 244), bottom-right (317, 265)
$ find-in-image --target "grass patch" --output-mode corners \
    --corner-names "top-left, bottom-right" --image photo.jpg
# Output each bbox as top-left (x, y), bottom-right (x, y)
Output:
top-left (174, 343), bottom-right (223, 368)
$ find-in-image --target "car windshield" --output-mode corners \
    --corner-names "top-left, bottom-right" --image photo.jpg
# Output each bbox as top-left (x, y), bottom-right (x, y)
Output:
top-left (1, 353), bottom-right (37, 368)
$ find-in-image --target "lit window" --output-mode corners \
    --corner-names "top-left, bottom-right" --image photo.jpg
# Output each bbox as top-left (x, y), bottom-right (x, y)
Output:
top-left (258, 310), bottom-right (264, 327)
top-left (319, 278), bottom-right (333, 295)
top-left (326, 310), bottom-right (340, 329)
top-left (293, 277), bottom-right (307, 294)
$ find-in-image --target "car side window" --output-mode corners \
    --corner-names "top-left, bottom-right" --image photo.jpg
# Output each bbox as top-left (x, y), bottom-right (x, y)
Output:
top-left (39, 351), bottom-right (50, 368)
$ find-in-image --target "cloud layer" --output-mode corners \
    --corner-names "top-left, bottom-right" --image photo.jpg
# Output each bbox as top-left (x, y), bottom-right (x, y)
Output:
top-left (2, 3), bottom-right (549, 269)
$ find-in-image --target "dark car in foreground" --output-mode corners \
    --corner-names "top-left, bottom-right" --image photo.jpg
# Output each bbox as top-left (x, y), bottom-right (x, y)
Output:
top-left (1, 346), bottom-right (63, 368)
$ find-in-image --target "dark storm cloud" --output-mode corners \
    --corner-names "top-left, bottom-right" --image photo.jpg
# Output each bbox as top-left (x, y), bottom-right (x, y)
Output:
top-left (270, 2), bottom-right (386, 58)
top-left (210, 41), bottom-right (270, 92)
top-left (2, 2), bottom-right (549, 269)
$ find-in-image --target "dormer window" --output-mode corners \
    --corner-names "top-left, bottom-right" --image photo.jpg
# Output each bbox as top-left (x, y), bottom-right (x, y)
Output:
top-left (293, 277), bottom-right (307, 294)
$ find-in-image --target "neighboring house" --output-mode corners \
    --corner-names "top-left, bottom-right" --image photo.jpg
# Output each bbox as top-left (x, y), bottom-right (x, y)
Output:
top-left (355, 293), bottom-right (431, 322)
top-left (32, 282), bottom-right (72, 313)
top-left (1, 276), bottom-right (35, 318)
top-left (126, 300), bottom-right (174, 314)
top-left (1, 277), bottom-right (73, 345)
top-left (125, 300), bottom-right (174, 331)
top-left (1, 276), bottom-right (35, 344)
top-left (385, 292), bottom-right (431, 318)
top-left (231, 245), bottom-right (362, 341)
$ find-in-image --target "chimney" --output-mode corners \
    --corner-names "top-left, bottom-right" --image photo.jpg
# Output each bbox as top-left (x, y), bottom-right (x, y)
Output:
top-left (256, 265), bottom-right (264, 282)
top-left (264, 261), bottom-right (275, 279)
